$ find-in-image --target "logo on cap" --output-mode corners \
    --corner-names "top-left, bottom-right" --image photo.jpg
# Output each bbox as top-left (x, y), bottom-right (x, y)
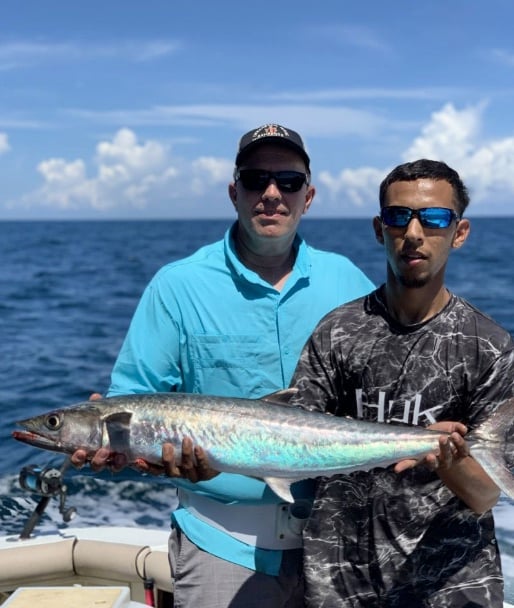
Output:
top-left (251, 124), bottom-right (290, 141)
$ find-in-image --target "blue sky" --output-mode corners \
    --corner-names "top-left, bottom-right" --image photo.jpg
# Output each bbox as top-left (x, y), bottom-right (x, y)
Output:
top-left (1, 0), bottom-right (514, 219)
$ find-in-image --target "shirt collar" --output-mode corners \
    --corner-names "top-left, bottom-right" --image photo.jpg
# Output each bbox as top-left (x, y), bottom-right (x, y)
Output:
top-left (224, 222), bottom-right (310, 284)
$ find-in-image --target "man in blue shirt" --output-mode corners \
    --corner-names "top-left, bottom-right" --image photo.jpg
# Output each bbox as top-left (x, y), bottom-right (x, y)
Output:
top-left (74, 124), bottom-right (374, 607)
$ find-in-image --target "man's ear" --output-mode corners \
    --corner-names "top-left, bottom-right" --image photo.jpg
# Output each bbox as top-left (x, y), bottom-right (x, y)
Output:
top-left (452, 218), bottom-right (470, 249)
top-left (228, 183), bottom-right (237, 209)
top-left (373, 215), bottom-right (384, 244)
top-left (302, 185), bottom-right (316, 214)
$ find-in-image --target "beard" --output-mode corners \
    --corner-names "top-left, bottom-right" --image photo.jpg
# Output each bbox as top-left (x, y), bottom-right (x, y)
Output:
top-left (397, 274), bottom-right (429, 288)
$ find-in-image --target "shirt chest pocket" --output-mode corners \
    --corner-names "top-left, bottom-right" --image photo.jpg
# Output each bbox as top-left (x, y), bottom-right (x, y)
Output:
top-left (189, 334), bottom-right (274, 395)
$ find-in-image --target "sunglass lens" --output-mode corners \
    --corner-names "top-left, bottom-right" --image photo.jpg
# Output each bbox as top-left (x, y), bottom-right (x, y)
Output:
top-left (276, 172), bottom-right (306, 193)
top-left (239, 170), bottom-right (267, 191)
top-left (382, 207), bottom-right (411, 227)
top-left (420, 208), bottom-right (453, 228)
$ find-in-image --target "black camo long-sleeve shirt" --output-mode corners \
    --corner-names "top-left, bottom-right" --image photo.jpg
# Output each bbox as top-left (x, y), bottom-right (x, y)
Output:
top-left (291, 288), bottom-right (514, 608)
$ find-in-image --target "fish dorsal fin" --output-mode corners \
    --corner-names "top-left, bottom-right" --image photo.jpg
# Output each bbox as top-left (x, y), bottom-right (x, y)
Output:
top-left (103, 412), bottom-right (132, 452)
top-left (263, 477), bottom-right (298, 503)
top-left (261, 388), bottom-right (299, 407)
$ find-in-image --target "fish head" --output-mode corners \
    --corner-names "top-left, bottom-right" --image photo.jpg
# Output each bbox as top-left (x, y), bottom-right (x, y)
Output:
top-left (12, 402), bottom-right (105, 457)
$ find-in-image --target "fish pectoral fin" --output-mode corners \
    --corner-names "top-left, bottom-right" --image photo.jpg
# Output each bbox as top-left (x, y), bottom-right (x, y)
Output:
top-left (103, 412), bottom-right (132, 452)
top-left (261, 388), bottom-right (299, 407)
top-left (264, 477), bottom-right (297, 503)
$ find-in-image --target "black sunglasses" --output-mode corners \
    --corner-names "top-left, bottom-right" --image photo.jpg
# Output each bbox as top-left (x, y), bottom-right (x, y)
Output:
top-left (235, 169), bottom-right (308, 193)
top-left (380, 206), bottom-right (460, 229)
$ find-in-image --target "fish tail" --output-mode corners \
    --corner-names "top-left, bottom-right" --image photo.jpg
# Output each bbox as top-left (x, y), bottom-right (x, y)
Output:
top-left (469, 397), bottom-right (514, 500)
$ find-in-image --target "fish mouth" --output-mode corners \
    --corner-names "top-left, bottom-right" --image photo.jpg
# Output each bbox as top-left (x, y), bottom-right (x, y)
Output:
top-left (12, 430), bottom-right (61, 451)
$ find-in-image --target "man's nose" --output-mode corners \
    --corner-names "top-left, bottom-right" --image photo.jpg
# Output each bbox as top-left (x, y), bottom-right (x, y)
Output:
top-left (403, 216), bottom-right (425, 241)
top-left (261, 179), bottom-right (281, 200)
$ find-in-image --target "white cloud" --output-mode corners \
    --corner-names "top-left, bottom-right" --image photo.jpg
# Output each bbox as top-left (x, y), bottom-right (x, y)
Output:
top-left (8, 103), bottom-right (514, 217)
top-left (68, 104), bottom-right (397, 138)
top-left (96, 128), bottom-right (169, 176)
top-left (0, 132), bottom-right (10, 154)
top-left (402, 102), bottom-right (484, 165)
top-left (311, 25), bottom-right (391, 54)
top-left (490, 48), bottom-right (514, 67)
top-left (0, 40), bottom-right (180, 70)
top-left (318, 167), bottom-right (384, 208)
top-left (464, 138), bottom-right (514, 201)
top-left (270, 87), bottom-right (464, 103)
top-left (190, 157), bottom-right (234, 196)
top-left (193, 156), bottom-right (233, 181)
top-left (16, 128), bottom-right (233, 213)
top-left (317, 102), bottom-right (514, 213)
top-left (36, 158), bottom-right (93, 209)
top-left (401, 102), bottom-right (514, 208)
top-left (135, 41), bottom-right (179, 62)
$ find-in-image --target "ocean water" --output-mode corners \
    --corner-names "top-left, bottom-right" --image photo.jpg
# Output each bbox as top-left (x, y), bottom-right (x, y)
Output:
top-left (1, 218), bottom-right (513, 600)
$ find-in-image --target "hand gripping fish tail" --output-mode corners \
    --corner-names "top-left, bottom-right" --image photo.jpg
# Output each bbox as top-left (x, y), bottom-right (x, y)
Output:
top-left (11, 392), bottom-right (514, 503)
top-left (466, 396), bottom-right (514, 500)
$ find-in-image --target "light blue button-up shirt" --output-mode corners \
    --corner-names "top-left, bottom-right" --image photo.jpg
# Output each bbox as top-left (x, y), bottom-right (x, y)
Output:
top-left (108, 222), bottom-right (375, 573)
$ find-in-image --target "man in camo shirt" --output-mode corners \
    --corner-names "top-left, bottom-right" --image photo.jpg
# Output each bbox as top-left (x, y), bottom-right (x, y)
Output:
top-left (290, 159), bottom-right (514, 607)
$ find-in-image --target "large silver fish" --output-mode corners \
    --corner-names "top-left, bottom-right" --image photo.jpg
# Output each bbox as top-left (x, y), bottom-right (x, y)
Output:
top-left (12, 391), bottom-right (514, 503)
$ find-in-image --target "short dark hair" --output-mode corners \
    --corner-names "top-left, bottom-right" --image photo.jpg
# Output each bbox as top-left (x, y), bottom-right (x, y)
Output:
top-left (379, 159), bottom-right (470, 216)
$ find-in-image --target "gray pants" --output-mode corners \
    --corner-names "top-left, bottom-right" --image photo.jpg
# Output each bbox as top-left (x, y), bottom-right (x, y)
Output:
top-left (168, 526), bottom-right (305, 608)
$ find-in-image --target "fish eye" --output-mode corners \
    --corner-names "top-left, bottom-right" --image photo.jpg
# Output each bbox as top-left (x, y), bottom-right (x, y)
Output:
top-left (45, 413), bottom-right (63, 430)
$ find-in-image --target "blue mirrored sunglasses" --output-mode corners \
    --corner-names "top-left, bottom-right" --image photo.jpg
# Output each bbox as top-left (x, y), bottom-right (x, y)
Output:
top-left (235, 169), bottom-right (308, 193)
top-left (380, 206), bottom-right (460, 229)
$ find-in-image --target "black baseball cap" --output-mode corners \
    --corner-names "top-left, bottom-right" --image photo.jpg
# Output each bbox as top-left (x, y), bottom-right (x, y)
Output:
top-left (235, 124), bottom-right (310, 170)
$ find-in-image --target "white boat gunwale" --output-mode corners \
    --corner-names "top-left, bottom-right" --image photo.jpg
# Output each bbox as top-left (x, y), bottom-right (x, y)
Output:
top-left (0, 526), bottom-right (173, 607)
